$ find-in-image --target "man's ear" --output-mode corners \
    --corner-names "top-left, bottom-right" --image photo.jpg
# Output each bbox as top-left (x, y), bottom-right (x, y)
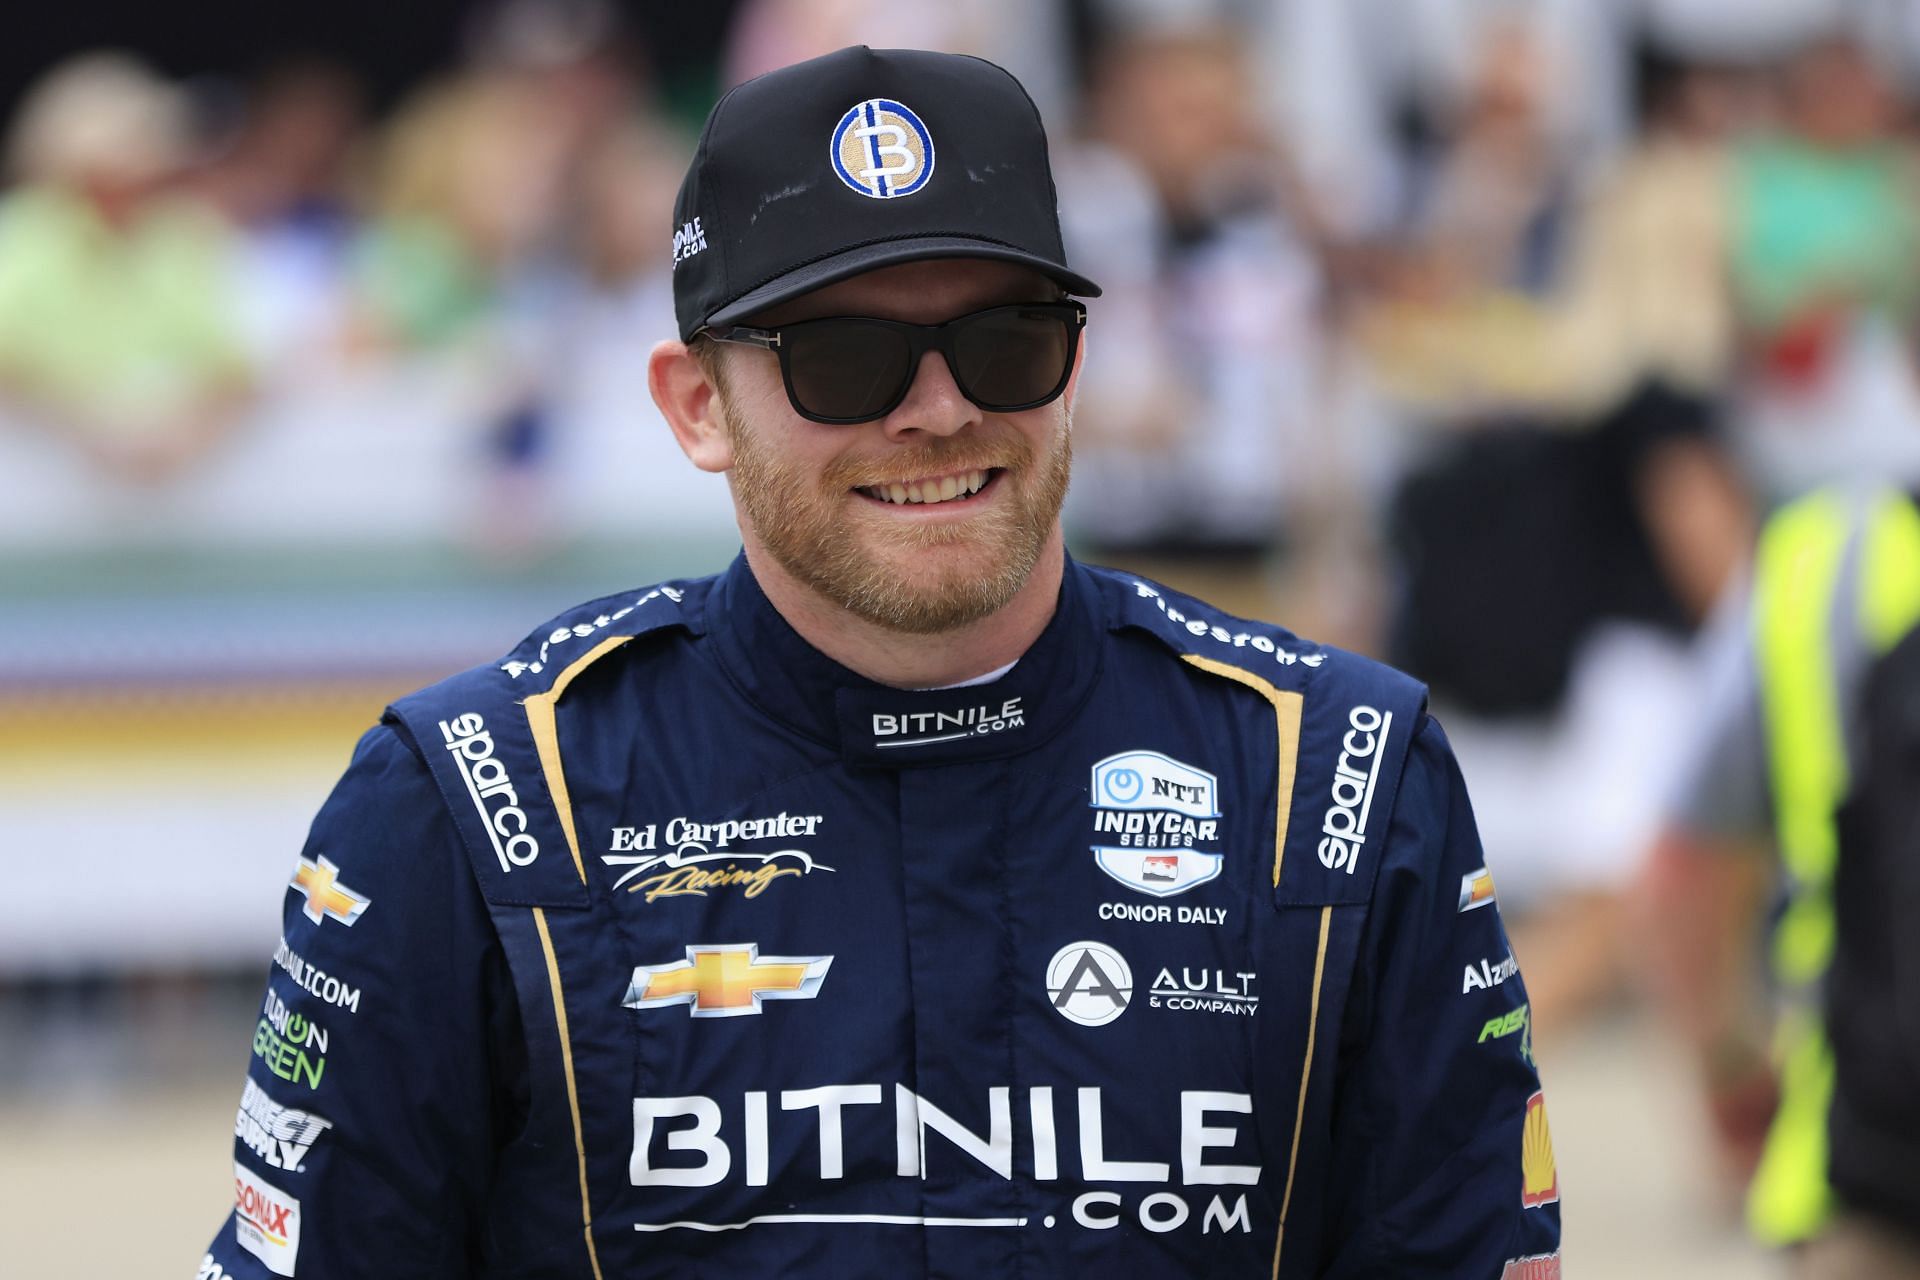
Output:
top-left (649, 340), bottom-right (734, 473)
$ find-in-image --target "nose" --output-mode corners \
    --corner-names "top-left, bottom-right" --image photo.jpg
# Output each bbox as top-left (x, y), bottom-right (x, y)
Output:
top-left (877, 348), bottom-right (981, 440)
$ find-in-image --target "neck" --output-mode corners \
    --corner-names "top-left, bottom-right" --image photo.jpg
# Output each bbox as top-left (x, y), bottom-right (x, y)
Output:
top-left (741, 532), bottom-right (1067, 689)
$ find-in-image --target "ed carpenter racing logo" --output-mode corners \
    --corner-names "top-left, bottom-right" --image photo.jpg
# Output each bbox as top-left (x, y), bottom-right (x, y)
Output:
top-left (604, 812), bottom-right (833, 904)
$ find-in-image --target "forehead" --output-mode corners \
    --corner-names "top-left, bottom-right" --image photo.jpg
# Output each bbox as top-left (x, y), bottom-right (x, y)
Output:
top-left (751, 258), bottom-right (1056, 326)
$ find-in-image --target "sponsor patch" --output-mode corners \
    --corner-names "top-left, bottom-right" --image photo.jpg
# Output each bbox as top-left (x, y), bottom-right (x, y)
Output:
top-left (604, 812), bottom-right (832, 903)
top-left (438, 714), bottom-right (539, 872)
top-left (627, 1082), bottom-right (1262, 1231)
top-left (273, 937), bottom-right (361, 1013)
top-left (252, 991), bottom-right (330, 1091)
top-left (1462, 952), bottom-right (1519, 994)
top-left (232, 1163), bottom-right (300, 1276)
top-left (235, 1078), bottom-right (331, 1172)
top-left (1089, 752), bottom-right (1224, 899)
top-left (1459, 866), bottom-right (1497, 912)
top-left (671, 216), bottom-right (707, 265)
top-left (1148, 967), bottom-right (1257, 1017)
top-left (1130, 581), bottom-right (1324, 667)
top-left (625, 944), bottom-right (831, 1019)
top-left (1522, 1091), bottom-right (1558, 1208)
top-left (288, 855), bottom-right (368, 928)
top-left (831, 98), bottom-right (935, 199)
top-left (501, 585), bottom-right (682, 679)
top-left (1046, 940), bottom-right (1133, 1026)
top-left (870, 697), bottom-right (1024, 750)
top-left (1317, 705), bottom-right (1392, 876)
top-left (1501, 1253), bottom-right (1561, 1279)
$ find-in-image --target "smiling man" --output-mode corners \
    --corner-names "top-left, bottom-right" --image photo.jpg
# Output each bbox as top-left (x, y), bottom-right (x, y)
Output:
top-left (201, 47), bottom-right (1560, 1279)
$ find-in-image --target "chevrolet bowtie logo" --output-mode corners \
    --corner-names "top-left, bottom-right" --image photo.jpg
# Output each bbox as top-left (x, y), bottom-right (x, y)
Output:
top-left (290, 855), bottom-right (371, 927)
top-left (624, 944), bottom-right (832, 1018)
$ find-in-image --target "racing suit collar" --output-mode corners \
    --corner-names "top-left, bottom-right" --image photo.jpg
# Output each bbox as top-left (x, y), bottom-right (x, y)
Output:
top-left (703, 551), bottom-right (1103, 768)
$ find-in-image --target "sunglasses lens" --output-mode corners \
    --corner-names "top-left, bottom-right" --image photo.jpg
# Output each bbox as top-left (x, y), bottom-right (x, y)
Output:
top-left (784, 320), bottom-right (914, 421)
top-left (952, 307), bottom-right (1073, 409)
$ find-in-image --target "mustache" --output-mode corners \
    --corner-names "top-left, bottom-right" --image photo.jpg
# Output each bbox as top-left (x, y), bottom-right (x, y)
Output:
top-left (824, 439), bottom-right (1031, 490)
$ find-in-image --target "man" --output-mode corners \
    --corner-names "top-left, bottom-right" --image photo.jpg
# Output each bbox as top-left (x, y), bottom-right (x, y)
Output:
top-left (201, 47), bottom-right (1559, 1278)
top-left (1643, 483), bottom-right (1920, 1277)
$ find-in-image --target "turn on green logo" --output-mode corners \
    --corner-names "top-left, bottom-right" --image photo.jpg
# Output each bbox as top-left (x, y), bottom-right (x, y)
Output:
top-left (253, 991), bottom-right (330, 1090)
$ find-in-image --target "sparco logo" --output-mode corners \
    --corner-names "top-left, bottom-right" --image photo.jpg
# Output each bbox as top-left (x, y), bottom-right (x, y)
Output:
top-left (871, 698), bottom-right (1024, 750)
top-left (1317, 705), bottom-right (1393, 876)
top-left (235, 1078), bottom-right (331, 1172)
top-left (440, 714), bottom-right (538, 872)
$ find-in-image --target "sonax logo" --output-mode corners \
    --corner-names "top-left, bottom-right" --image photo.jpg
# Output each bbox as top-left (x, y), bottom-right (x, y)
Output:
top-left (232, 1163), bottom-right (300, 1276)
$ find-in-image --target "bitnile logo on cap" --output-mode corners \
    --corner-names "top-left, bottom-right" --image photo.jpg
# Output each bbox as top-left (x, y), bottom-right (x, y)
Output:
top-left (831, 99), bottom-right (934, 199)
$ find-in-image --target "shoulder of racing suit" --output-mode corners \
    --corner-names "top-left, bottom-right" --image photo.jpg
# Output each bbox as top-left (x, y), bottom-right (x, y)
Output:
top-left (383, 573), bottom-right (717, 911)
top-left (1085, 564), bottom-right (1431, 906)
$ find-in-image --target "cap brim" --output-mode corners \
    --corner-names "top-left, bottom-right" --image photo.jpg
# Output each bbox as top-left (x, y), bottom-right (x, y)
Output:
top-left (704, 236), bottom-right (1102, 331)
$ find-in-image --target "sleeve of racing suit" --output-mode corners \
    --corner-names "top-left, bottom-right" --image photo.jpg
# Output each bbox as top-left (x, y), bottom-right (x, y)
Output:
top-left (1315, 715), bottom-right (1562, 1278)
top-left (199, 723), bottom-right (523, 1278)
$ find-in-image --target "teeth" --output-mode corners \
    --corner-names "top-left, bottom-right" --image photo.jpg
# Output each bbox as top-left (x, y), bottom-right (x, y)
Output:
top-left (864, 470), bottom-right (993, 505)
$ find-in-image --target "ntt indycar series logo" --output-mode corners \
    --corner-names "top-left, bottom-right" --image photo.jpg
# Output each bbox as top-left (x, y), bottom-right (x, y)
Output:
top-left (1090, 752), bottom-right (1224, 898)
top-left (439, 714), bottom-right (538, 873)
top-left (1317, 705), bottom-right (1393, 877)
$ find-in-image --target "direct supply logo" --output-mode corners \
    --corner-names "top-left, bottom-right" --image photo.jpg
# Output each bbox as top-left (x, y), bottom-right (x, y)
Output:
top-left (235, 1078), bottom-right (331, 1172)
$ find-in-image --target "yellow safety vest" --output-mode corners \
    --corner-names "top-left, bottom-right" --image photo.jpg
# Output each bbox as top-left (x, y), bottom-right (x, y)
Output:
top-left (1749, 486), bottom-right (1920, 1245)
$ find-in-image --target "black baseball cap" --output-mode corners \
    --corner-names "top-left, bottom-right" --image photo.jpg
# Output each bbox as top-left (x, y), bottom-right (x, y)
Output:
top-left (670, 45), bottom-right (1101, 341)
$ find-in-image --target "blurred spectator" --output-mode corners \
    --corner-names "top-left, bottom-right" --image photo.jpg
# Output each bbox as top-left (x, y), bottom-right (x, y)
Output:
top-left (1353, 17), bottom-right (1761, 1046)
top-left (191, 60), bottom-right (367, 372)
top-left (1641, 482), bottom-right (1920, 1271)
top-left (1059, 23), bottom-right (1330, 595)
top-left (1732, 34), bottom-right (1918, 393)
top-left (0, 53), bottom-right (255, 483)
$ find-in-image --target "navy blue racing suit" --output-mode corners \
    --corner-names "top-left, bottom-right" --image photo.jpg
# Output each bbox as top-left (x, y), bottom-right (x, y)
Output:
top-left (201, 554), bottom-right (1562, 1278)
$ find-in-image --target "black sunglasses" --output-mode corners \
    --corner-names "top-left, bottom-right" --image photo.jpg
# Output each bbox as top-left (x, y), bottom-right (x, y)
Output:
top-left (701, 300), bottom-right (1086, 425)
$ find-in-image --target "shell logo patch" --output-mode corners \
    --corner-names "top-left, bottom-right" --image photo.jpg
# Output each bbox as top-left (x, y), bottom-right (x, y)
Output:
top-left (1521, 1089), bottom-right (1559, 1208)
top-left (831, 99), bottom-right (935, 199)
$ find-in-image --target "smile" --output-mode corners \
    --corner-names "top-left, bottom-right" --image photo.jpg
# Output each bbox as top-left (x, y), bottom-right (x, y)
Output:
top-left (854, 468), bottom-right (996, 506)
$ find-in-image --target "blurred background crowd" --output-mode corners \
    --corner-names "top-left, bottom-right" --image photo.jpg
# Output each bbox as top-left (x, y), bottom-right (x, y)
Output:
top-left (6, 0), bottom-right (1920, 1272)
